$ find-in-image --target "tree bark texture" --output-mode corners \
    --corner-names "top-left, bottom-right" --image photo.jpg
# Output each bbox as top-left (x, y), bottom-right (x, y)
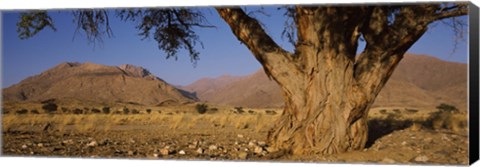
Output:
top-left (216, 4), bottom-right (467, 155)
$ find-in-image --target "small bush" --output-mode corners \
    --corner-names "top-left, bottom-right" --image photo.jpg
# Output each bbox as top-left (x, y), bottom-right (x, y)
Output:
top-left (73, 108), bottom-right (83, 115)
top-left (248, 110), bottom-right (255, 114)
top-left (158, 110), bottom-right (162, 114)
top-left (91, 108), bottom-right (101, 114)
top-left (30, 109), bottom-right (40, 114)
top-left (265, 110), bottom-right (277, 115)
top-left (210, 108), bottom-right (218, 112)
top-left (146, 109), bottom-right (152, 114)
top-left (2, 108), bottom-right (10, 114)
top-left (61, 107), bottom-right (69, 113)
top-left (42, 103), bottom-right (58, 114)
top-left (40, 99), bottom-right (55, 104)
top-left (131, 109), bottom-right (140, 114)
top-left (392, 109), bottom-right (401, 114)
top-left (15, 109), bottom-right (29, 115)
top-left (436, 103), bottom-right (458, 113)
top-left (123, 107), bottom-right (130, 114)
top-left (379, 109), bottom-right (387, 114)
top-left (405, 108), bottom-right (418, 113)
top-left (234, 107), bottom-right (245, 114)
top-left (102, 107), bottom-right (110, 114)
top-left (196, 103), bottom-right (208, 114)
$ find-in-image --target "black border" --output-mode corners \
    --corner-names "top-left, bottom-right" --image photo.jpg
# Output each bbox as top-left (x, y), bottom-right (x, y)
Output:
top-left (469, 2), bottom-right (480, 165)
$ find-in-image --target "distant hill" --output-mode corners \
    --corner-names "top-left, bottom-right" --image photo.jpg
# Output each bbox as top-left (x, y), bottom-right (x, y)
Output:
top-left (183, 54), bottom-right (467, 110)
top-left (2, 62), bottom-right (197, 106)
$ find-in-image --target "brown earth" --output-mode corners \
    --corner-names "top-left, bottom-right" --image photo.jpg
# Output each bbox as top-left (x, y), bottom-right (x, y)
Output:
top-left (2, 62), bottom-right (196, 106)
top-left (182, 54), bottom-right (467, 110)
top-left (1, 105), bottom-right (468, 165)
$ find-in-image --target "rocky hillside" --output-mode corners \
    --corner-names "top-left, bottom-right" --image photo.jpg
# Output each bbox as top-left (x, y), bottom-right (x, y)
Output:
top-left (2, 62), bottom-right (197, 106)
top-left (183, 54), bottom-right (467, 110)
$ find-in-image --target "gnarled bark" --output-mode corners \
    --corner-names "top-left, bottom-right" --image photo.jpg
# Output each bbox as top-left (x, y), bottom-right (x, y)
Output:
top-left (216, 4), bottom-right (467, 155)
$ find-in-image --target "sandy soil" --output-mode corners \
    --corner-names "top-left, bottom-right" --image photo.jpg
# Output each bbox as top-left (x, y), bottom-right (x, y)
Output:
top-left (1, 104), bottom-right (469, 165)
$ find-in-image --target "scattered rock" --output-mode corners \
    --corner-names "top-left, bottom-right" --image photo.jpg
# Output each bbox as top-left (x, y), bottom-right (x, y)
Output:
top-left (21, 144), bottom-right (28, 149)
top-left (128, 150), bottom-right (135, 156)
top-left (160, 148), bottom-right (170, 155)
top-left (248, 141), bottom-right (256, 147)
top-left (401, 141), bottom-right (407, 146)
top-left (257, 141), bottom-right (267, 147)
top-left (254, 146), bottom-right (263, 154)
top-left (62, 139), bottom-right (74, 145)
top-left (208, 145), bottom-right (218, 150)
top-left (188, 144), bottom-right (197, 149)
top-left (266, 147), bottom-right (277, 153)
top-left (153, 153), bottom-right (159, 157)
top-left (237, 134), bottom-right (244, 138)
top-left (37, 143), bottom-right (43, 147)
top-left (238, 152), bottom-right (248, 160)
top-left (178, 150), bottom-right (186, 155)
top-left (381, 158), bottom-right (396, 164)
top-left (414, 155), bottom-right (429, 162)
top-left (86, 141), bottom-right (98, 147)
top-left (196, 148), bottom-right (204, 154)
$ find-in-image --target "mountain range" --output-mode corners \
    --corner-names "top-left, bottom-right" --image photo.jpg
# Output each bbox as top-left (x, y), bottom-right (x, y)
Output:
top-left (3, 54), bottom-right (467, 110)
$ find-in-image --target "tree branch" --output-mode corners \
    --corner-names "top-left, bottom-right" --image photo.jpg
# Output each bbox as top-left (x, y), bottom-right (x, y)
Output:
top-left (215, 7), bottom-right (302, 81)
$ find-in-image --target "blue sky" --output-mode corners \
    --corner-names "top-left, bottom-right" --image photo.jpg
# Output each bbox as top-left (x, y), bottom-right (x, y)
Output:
top-left (1, 6), bottom-right (468, 88)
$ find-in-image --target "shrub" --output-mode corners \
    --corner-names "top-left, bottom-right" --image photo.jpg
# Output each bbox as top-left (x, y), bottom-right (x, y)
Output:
top-left (210, 108), bottom-right (219, 112)
top-left (102, 106), bottom-right (110, 114)
top-left (248, 110), bottom-right (255, 114)
top-left (123, 107), bottom-right (130, 114)
top-left (91, 108), bottom-right (101, 114)
top-left (436, 103), bottom-right (458, 113)
top-left (405, 108), bottom-right (418, 113)
top-left (379, 109), bottom-right (387, 114)
top-left (2, 108), bottom-right (10, 114)
top-left (392, 109), bottom-right (401, 114)
top-left (265, 110), bottom-right (277, 115)
top-left (131, 109), bottom-right (140, 114)
top-left (15, 109), bottom-right (29, 115)
top-left (42, 103), bottom-right (58, 114)
top-left (61, 107), bottom-right (69, 113)
top-left (40, 99), bottom-right (55, 104)
top-left (31, 109), bottom-right (40, 114)
top-left (234, 107), bottom-right (245, 114)
top-left (146, 109), bottom-right (152, 114)
top-left (73, 108), bottom-right (83, 115)
top-left (196, 103), bottom-right (208, 114)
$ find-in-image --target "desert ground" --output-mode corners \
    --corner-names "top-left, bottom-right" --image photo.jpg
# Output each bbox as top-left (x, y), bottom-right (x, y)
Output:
top-left (1, 101), bottom-right (469, 165)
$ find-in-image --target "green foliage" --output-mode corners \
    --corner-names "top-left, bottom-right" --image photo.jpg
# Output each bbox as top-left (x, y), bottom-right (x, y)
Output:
top-left (17, 11), bottom-right (56, 39)
top-left (195, 103), bottom-right (208, 114)
top-left (436, 103), bottom-right (458, 113)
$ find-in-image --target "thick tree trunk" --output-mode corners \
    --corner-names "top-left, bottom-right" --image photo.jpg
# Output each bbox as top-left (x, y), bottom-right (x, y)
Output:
top-left (215, 5), bottom-right (465, 155)
top-left (266, 50), bottom-right (373, 155)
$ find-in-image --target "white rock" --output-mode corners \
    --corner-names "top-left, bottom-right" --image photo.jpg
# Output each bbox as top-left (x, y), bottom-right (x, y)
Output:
top-left (86, 141), bottom-right (98, 147)
top-left (37, 143), bottom-right (43, 147)
top-left (381, 158), bottom-right (396, 164)
top-left (237, 134), bottom-right (244, 138)
top-left (254, 146), bottom-right (263, 154)
top-left (21, 144), bottom-right (28, 149)
top-left (238, 152), bottom-right (248, 160)
top-left (257, 141), bottom-right (267, 147)
top-left (160, 148), bottom-right (169, 155)
top-left (179, 150), bottom-right (186, 155)
top-left (414, 155), bottom-right (429, 162)
top-left (196, 148), bottom-right (204, 154)
top-left (209, 145), bottom-right (218, 150)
